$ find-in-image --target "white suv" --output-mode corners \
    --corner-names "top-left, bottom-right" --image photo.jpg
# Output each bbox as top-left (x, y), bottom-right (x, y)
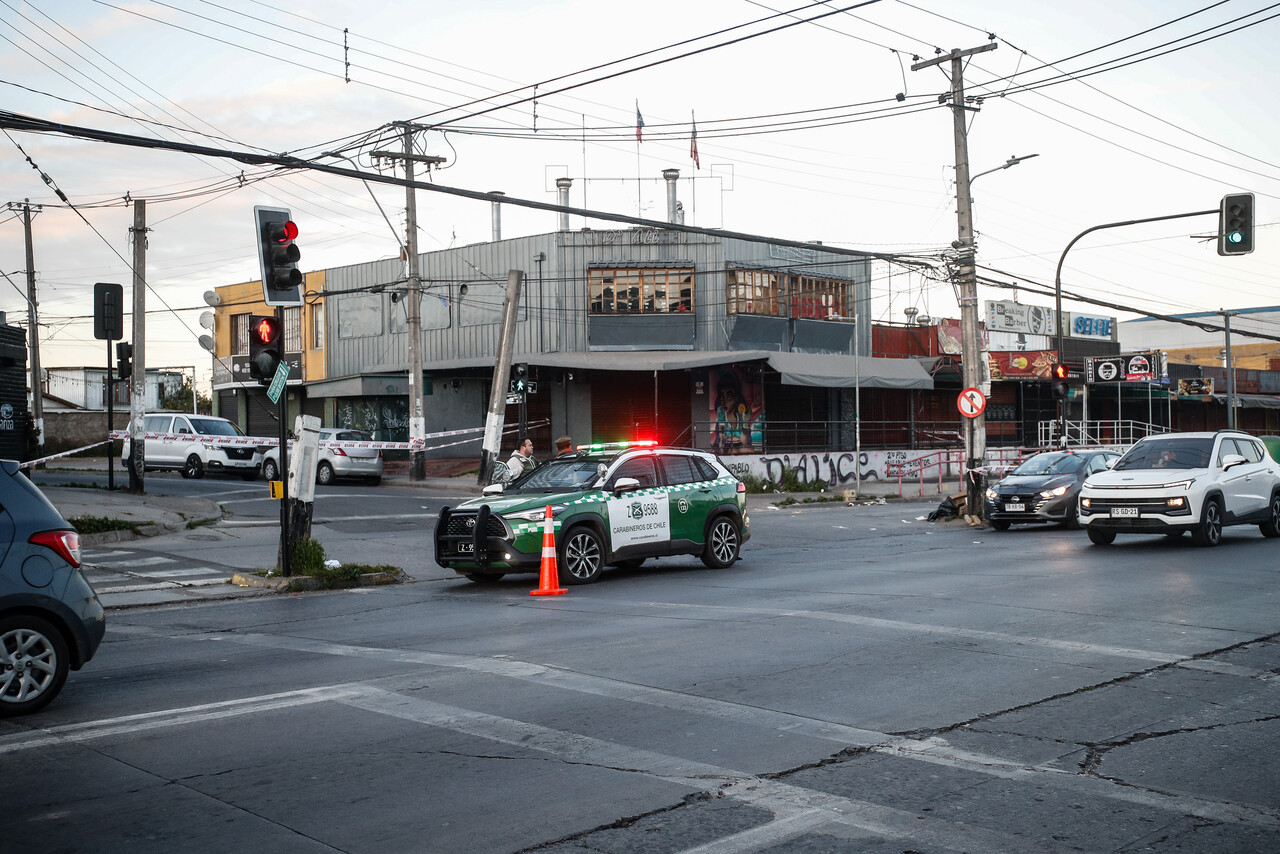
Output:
top-left (120, 414), bottom-right (262, 480)
top-left (1078, 431), bottom-right (1280, 546)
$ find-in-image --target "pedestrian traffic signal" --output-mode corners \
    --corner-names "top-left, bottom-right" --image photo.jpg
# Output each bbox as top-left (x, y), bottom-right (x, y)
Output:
top-left (254, 205), bottom-right (303, 305)
top-left (248, 315), bottom-right (283, 383)
top-left (115, 341), bottom-right (132, 381)
top-left (511, 363), bottom-right (529, 394)
top-left (1218, 193), bottom-right (1254, 256)
top-left (1051, 363), bottom-right (1070, 399)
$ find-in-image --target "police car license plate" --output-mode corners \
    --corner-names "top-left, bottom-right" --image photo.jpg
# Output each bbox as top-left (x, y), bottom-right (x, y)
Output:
top-left (1110, 507), bottom-right (1139, 518)
top-left (457, 541), bottom-right (474, 553)
top-left (1004, 502), bottom-right (1025, 512)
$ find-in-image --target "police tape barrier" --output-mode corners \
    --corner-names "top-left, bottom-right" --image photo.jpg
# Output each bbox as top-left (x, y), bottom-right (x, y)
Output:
top-left (103, 419), bottom-right (550, 454)
top-left (18, 439), bottom-right (114, 469)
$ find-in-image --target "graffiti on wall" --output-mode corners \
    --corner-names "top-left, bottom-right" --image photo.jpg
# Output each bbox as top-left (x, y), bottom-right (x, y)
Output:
top-left (722, 448), bottom-right (965, 488)
top-left (709, 365), bottom-right (764, 454)
top-left (336, 397), bottom-right (410, 442)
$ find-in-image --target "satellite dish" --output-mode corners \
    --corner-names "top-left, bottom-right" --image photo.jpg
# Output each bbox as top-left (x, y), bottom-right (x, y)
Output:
top-left (198, 334), bottom-right (215, 352)
top-left (199, 311), bottom-right (215, 330)
top-left (203, 290), bottom-right (221, 307)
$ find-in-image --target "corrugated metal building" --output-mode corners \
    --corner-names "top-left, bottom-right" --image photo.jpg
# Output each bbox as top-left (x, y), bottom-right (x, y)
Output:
top-left (305, 227), bottom-right (935, 455)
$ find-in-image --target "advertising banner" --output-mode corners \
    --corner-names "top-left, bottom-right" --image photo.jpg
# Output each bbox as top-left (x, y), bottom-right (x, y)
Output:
top-left (1085, 352), bottom-right (1168, 384)
top-left (987, 351), bottom-right (1057, 380)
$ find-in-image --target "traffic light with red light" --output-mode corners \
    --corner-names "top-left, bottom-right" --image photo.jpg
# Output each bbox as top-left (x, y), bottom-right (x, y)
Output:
top-left (1218, 193), bottom-right (1254, 256)
top-left (254, 205), bottom-right (303, 305)
top-left (1051, 363), bottom-right (1070, 399)
top-left (249, 315), bottom-right (283, 383)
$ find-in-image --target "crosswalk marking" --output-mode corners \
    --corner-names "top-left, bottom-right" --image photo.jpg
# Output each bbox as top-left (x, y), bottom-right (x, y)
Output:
top-left (93, 555), bottom-right (174, 568)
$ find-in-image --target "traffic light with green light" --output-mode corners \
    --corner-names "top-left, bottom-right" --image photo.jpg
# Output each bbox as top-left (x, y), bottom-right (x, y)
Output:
top-left (1218, 193), bottom-right (1254, 256)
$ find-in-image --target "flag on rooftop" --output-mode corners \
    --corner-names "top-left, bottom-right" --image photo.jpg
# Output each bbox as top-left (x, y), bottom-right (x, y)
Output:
top-left (690, 112), bottom-right (700, 169)
top-left (635, 101), bottom-right (644, 142)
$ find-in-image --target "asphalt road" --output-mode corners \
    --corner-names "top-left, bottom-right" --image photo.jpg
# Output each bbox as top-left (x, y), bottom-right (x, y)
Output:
top-left (4, 499), bottom-right (1279, 853)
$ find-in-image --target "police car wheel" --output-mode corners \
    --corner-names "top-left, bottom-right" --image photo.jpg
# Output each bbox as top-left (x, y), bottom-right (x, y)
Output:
top-left (559, 527), bottom-right (604, 585)
top-left (702, 516), bottom-right (741, 568)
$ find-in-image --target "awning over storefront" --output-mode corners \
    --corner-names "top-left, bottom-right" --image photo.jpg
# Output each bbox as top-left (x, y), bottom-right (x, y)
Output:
top-left (317, 350), bottom-right (933, 394)
top-left (1209, 393), bottom-right (1280, 409)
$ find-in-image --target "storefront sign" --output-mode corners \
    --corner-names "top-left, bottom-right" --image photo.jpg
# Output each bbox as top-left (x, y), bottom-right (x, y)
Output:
top-left (1085, 352), bottom-right (1168, 384)
top-left (985, 300), bottom-right (1055, 335)
top-left (987, 351), bottom-right (1057, 380)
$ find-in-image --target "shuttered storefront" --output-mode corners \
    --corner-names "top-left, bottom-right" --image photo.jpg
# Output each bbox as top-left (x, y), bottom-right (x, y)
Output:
top-left (589, 371), bottom-right (690, 447)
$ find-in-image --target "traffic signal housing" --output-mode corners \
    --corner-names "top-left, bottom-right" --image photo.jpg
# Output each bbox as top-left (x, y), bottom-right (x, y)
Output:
top-left (1218, 193), bottom-right (1254, 256)
top-left (115, 341), bottom-right (132, 381)
top-left (1051, 363), bottom-right (1070, 399)
top-left (249, 315), bottom-right (283, 384)
top-left (254, 205), bottom-right (303, 305)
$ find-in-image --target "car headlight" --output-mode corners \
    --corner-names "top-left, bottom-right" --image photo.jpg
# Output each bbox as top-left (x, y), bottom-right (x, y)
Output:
top-left (506, 505), bottom-right (567, 522)
top-left (1166, 496), bottom-right (1186, 509)
top-left (1164, 479), bottom-right (1195, 490)
top-left (985, 488), bottom-right (998, 500)
top-left (1080, 497), bottom-right (1092, 508)
top-left (1039, 485), bottom-right (1069, 498)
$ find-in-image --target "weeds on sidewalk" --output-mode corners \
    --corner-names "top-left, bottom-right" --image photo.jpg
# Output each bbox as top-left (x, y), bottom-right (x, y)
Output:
top-left (261, 537), bottom-right (400, 589)
top-left (68, 515), bottom-right (139, 535)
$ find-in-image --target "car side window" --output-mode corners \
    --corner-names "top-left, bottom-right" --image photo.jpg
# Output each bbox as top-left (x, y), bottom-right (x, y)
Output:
top-left (692, 457), bottom-right (719, 481)
top-left (1217, 438), bottom-right (1241, 466)
top-left (609, 457), bottom-right (657, 489)
top-left (143, 415), bottom-right (171, 433)
top-left (174, 417), bottom-right (193, 434)
top-left (659, 454), bottom-right (701, 486)
top-left (1240, 439), bottom-right (1264, 463)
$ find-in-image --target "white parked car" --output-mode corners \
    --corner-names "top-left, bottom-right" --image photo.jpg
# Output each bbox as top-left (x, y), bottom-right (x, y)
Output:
top-left (120, 414), bottom-right (261, 480)
top-left (261, 428), bottom-right (383, 486)
top-left (1078, 430), bottom-right (1280, 546)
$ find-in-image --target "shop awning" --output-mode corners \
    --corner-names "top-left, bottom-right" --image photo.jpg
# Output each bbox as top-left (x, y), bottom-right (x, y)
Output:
top-left (1209, 393), bottom-right (1280, 409)
top-left (327, 350), bottom-right (933, 393)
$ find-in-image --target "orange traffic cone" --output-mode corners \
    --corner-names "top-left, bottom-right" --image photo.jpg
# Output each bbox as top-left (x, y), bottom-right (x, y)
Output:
top-left (530, 505), bottom-right (567, 596)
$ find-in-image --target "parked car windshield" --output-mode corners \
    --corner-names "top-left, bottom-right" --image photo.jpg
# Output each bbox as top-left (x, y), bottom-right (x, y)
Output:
top-left (510, 457), bottom-right (609, 492)
top-left (190, 418), bottom-right (244, 437)
top-left (1114, 437), bottom-right (1213, 471)
top-left (1011, 452), bottom-right (1084, 476)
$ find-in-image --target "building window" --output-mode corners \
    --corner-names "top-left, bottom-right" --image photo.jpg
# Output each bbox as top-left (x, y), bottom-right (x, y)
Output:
top-left (338, 293), bottom-right (383, 339)
top-left (727, 269), bottom-right (783, 316)
top-left (233, 313), bottom-right (250, 355)
top-left (727, 269), bottom-right (852, 320)
top-left (792, 274), bottom-right (851, 320)
top-left (312, 303), bottom-right (325, 349)
top-left (589, 267), bottom-right (693, 314)
top-left (390, 289), bottom-right (451, 333)
top-left (284, 306), bottom-right (302, 353)
top-left (459, 281), bottom-right (524, 327)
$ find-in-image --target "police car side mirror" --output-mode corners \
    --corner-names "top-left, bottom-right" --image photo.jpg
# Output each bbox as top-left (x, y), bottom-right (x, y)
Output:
top-left (482, 483), bottom-right (505, 496)
top-left (612, 477), bottom-right (641, 495)
top-left (1221, 453), bottom-right (1247, 471)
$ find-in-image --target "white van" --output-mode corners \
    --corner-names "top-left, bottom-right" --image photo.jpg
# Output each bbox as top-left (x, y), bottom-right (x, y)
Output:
top-left (120, 414), bottom-right (262, 480)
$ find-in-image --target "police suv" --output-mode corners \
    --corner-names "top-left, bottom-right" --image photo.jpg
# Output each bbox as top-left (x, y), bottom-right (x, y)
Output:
top-left (434, 442), bottom-right (750, 585)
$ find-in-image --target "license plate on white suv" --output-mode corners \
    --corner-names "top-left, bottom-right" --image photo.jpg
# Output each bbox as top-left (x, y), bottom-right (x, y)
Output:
top-left (1110, 507), bottom-right (1139, 518)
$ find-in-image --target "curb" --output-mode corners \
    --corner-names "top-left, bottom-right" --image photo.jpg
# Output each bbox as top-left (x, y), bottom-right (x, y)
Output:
top-left (231, 570), bottom-right (403, 592)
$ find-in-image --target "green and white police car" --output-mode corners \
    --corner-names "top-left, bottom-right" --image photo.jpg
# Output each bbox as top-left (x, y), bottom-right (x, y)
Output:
top-left (434, 442), bottom-right (750, 585)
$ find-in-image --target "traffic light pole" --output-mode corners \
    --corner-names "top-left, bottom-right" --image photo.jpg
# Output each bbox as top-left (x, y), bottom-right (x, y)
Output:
top-left (1053, 208), bottom-right (1214, 443)
top-left (276, 303), bottom-right (291, 578)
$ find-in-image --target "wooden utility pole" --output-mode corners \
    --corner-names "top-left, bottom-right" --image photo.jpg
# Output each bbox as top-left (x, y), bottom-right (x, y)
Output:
top-left (18, 200), bottom-right (44, 461)
top-left (478, 270), bottom-right (523, 485)
top-left (373, 126), bottom-right (444, 480)
top-left (128, 199), bottom-right (147, 493)
top-left (913, 42), bottom-right (996, 518)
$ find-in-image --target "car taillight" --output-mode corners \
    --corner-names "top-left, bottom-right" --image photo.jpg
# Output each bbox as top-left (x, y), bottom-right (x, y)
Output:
top-left (29, 529), bottom-right (82, 568)
top-left (737, 481), bottom-right (746, 494)
top-left (333, 447), bottom-right (348, 456)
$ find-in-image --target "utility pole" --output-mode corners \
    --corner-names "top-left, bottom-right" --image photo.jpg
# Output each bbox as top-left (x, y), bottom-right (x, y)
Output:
top-left (1222, 310), bottom-right (1238, 429)
top-left (913, 42), bottom-right (996, 518)
top-left (18, 200), bottom-right (44, 461)
top-left (478, 270), bottom-right (524, 485)
top-left (129, 199), bottom-right (146, 493)
top-left (373, 124), bottom-right (444, 481)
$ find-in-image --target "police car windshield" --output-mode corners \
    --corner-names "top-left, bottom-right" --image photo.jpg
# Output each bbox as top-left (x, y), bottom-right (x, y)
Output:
top-left (511, 456), bottom-right (607, 491)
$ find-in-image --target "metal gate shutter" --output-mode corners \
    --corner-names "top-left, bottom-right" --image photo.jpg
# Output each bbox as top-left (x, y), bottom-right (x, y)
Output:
top-left (589, 371), bottom-right (690, 446)
top-left (245, 388), bottom-right (279, 438)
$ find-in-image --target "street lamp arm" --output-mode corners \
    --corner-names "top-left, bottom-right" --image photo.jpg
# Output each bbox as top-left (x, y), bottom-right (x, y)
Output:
top-left (969, 153), bottom-right (1039, 185)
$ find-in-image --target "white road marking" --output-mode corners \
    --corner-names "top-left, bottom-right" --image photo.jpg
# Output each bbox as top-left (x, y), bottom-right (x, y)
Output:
top-left (93, 556), bottom-right (174, 568)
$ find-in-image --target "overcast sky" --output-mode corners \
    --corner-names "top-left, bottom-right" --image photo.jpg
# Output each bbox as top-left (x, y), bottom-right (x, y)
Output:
top-left (1, 0), bottom-right (1276, 388)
